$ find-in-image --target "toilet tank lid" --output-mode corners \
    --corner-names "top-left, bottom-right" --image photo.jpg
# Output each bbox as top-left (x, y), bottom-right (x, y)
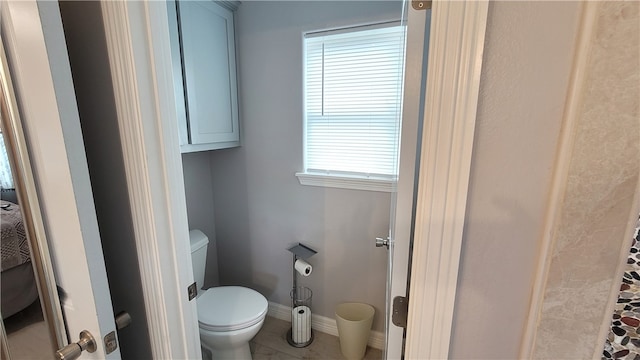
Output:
top-left (189, 229), bottom-right (209, 251)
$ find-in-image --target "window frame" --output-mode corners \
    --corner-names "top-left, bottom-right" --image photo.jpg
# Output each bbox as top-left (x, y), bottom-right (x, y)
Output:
top-left (296, 22), bottom-right (406, 193)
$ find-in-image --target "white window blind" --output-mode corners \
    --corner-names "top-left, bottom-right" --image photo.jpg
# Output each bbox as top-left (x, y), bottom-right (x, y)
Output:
top-left (303, 24), bottom-right (406, 181)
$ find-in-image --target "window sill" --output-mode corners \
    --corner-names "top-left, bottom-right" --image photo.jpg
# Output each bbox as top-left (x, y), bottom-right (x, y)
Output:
top-left (295, 172), bottom-right (396, 193)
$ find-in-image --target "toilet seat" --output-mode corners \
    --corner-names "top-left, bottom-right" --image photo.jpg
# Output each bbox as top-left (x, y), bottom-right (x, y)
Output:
top-left (197, 286), bottom-right (268, 332)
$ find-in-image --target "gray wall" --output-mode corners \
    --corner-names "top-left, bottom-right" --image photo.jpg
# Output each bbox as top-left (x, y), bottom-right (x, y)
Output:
top-left (208, 1), bottom-right (402, 332)
top-left (182, 152), bottom-right (219, 288)
top-left (185, 1), bottom-right (583, 352)
top-left (449, 2), bottom-right (582, 358)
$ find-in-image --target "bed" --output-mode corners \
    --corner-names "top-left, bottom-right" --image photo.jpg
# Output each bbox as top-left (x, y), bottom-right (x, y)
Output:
top-left (1, 199), bottom-right (38, 318)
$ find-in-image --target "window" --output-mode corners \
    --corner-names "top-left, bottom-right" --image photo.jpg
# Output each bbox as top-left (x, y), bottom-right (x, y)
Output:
top-left (296, 23), bottom-right (406, 192)
top-left (0, 132), bottom-right (14, 190)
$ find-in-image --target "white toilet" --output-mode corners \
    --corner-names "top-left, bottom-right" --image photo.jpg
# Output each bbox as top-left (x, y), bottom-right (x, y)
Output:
top-left (190, 230), bottom-right (268, 360)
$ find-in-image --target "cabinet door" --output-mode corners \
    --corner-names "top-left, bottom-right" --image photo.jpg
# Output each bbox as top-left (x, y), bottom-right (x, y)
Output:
top-left (179, 1), bottom-right (239, 145)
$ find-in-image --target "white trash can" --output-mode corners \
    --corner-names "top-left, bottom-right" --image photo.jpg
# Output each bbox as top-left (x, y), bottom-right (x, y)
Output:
top-left (335, 303), bottom-right (375, 360)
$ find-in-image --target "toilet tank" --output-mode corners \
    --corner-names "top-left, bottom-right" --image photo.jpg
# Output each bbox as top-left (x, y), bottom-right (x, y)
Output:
top-left (189, 229), bottom-right (209, 291)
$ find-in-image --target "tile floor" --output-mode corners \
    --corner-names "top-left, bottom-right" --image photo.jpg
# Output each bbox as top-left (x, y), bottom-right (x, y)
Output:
top-left (250, 316), bottom-right (383, 360)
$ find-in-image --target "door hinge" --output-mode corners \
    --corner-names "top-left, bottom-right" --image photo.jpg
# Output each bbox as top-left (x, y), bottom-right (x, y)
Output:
top-left (188, 282), bottom-right (197, 301)
top-left (392, 296), bottom-right (409, 328)
top-left (412, 0), bottom-right (432, 11)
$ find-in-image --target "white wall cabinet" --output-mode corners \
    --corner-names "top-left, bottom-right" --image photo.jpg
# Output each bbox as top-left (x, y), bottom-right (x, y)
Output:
top-left (168, 1), bottom-right (240, 152)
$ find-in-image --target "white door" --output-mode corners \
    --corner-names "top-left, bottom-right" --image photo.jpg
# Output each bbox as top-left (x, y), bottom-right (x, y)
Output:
top-left (1, 1), bottom-right (121, 358)
top-left (384, 3), bottom-right (431, 359)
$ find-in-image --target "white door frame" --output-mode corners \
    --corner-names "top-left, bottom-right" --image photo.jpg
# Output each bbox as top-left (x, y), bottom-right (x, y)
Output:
top-left (101, 1), bottom-right (488, 358)
top-left (99, 2), bottom-right (200, 359)
top-left (404, 1), bottom-right (488, 358)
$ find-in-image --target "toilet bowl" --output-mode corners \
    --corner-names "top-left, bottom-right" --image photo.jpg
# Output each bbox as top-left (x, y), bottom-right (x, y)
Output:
top-left (190, 230), bottom-right (268, 359)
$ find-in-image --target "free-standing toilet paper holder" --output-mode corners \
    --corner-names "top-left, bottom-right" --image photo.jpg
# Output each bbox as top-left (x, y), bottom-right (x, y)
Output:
top-left (286, 243), bottom-right (317, 347)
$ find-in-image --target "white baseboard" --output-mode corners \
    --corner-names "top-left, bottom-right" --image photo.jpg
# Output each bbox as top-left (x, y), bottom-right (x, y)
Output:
top-left (267, 301), bottom-right (385, 350)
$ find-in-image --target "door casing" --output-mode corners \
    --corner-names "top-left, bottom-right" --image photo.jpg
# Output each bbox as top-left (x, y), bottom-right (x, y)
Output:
top-left (100, 1), bottom-right (489, 358)
top-left (1, 1), bottom-right (121, 358)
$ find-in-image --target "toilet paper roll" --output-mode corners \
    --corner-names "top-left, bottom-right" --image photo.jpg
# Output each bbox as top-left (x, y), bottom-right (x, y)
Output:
top-left (292, 306), bottom-right (312, 344)
top-left (294, 259), bottom-right (312, 276)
